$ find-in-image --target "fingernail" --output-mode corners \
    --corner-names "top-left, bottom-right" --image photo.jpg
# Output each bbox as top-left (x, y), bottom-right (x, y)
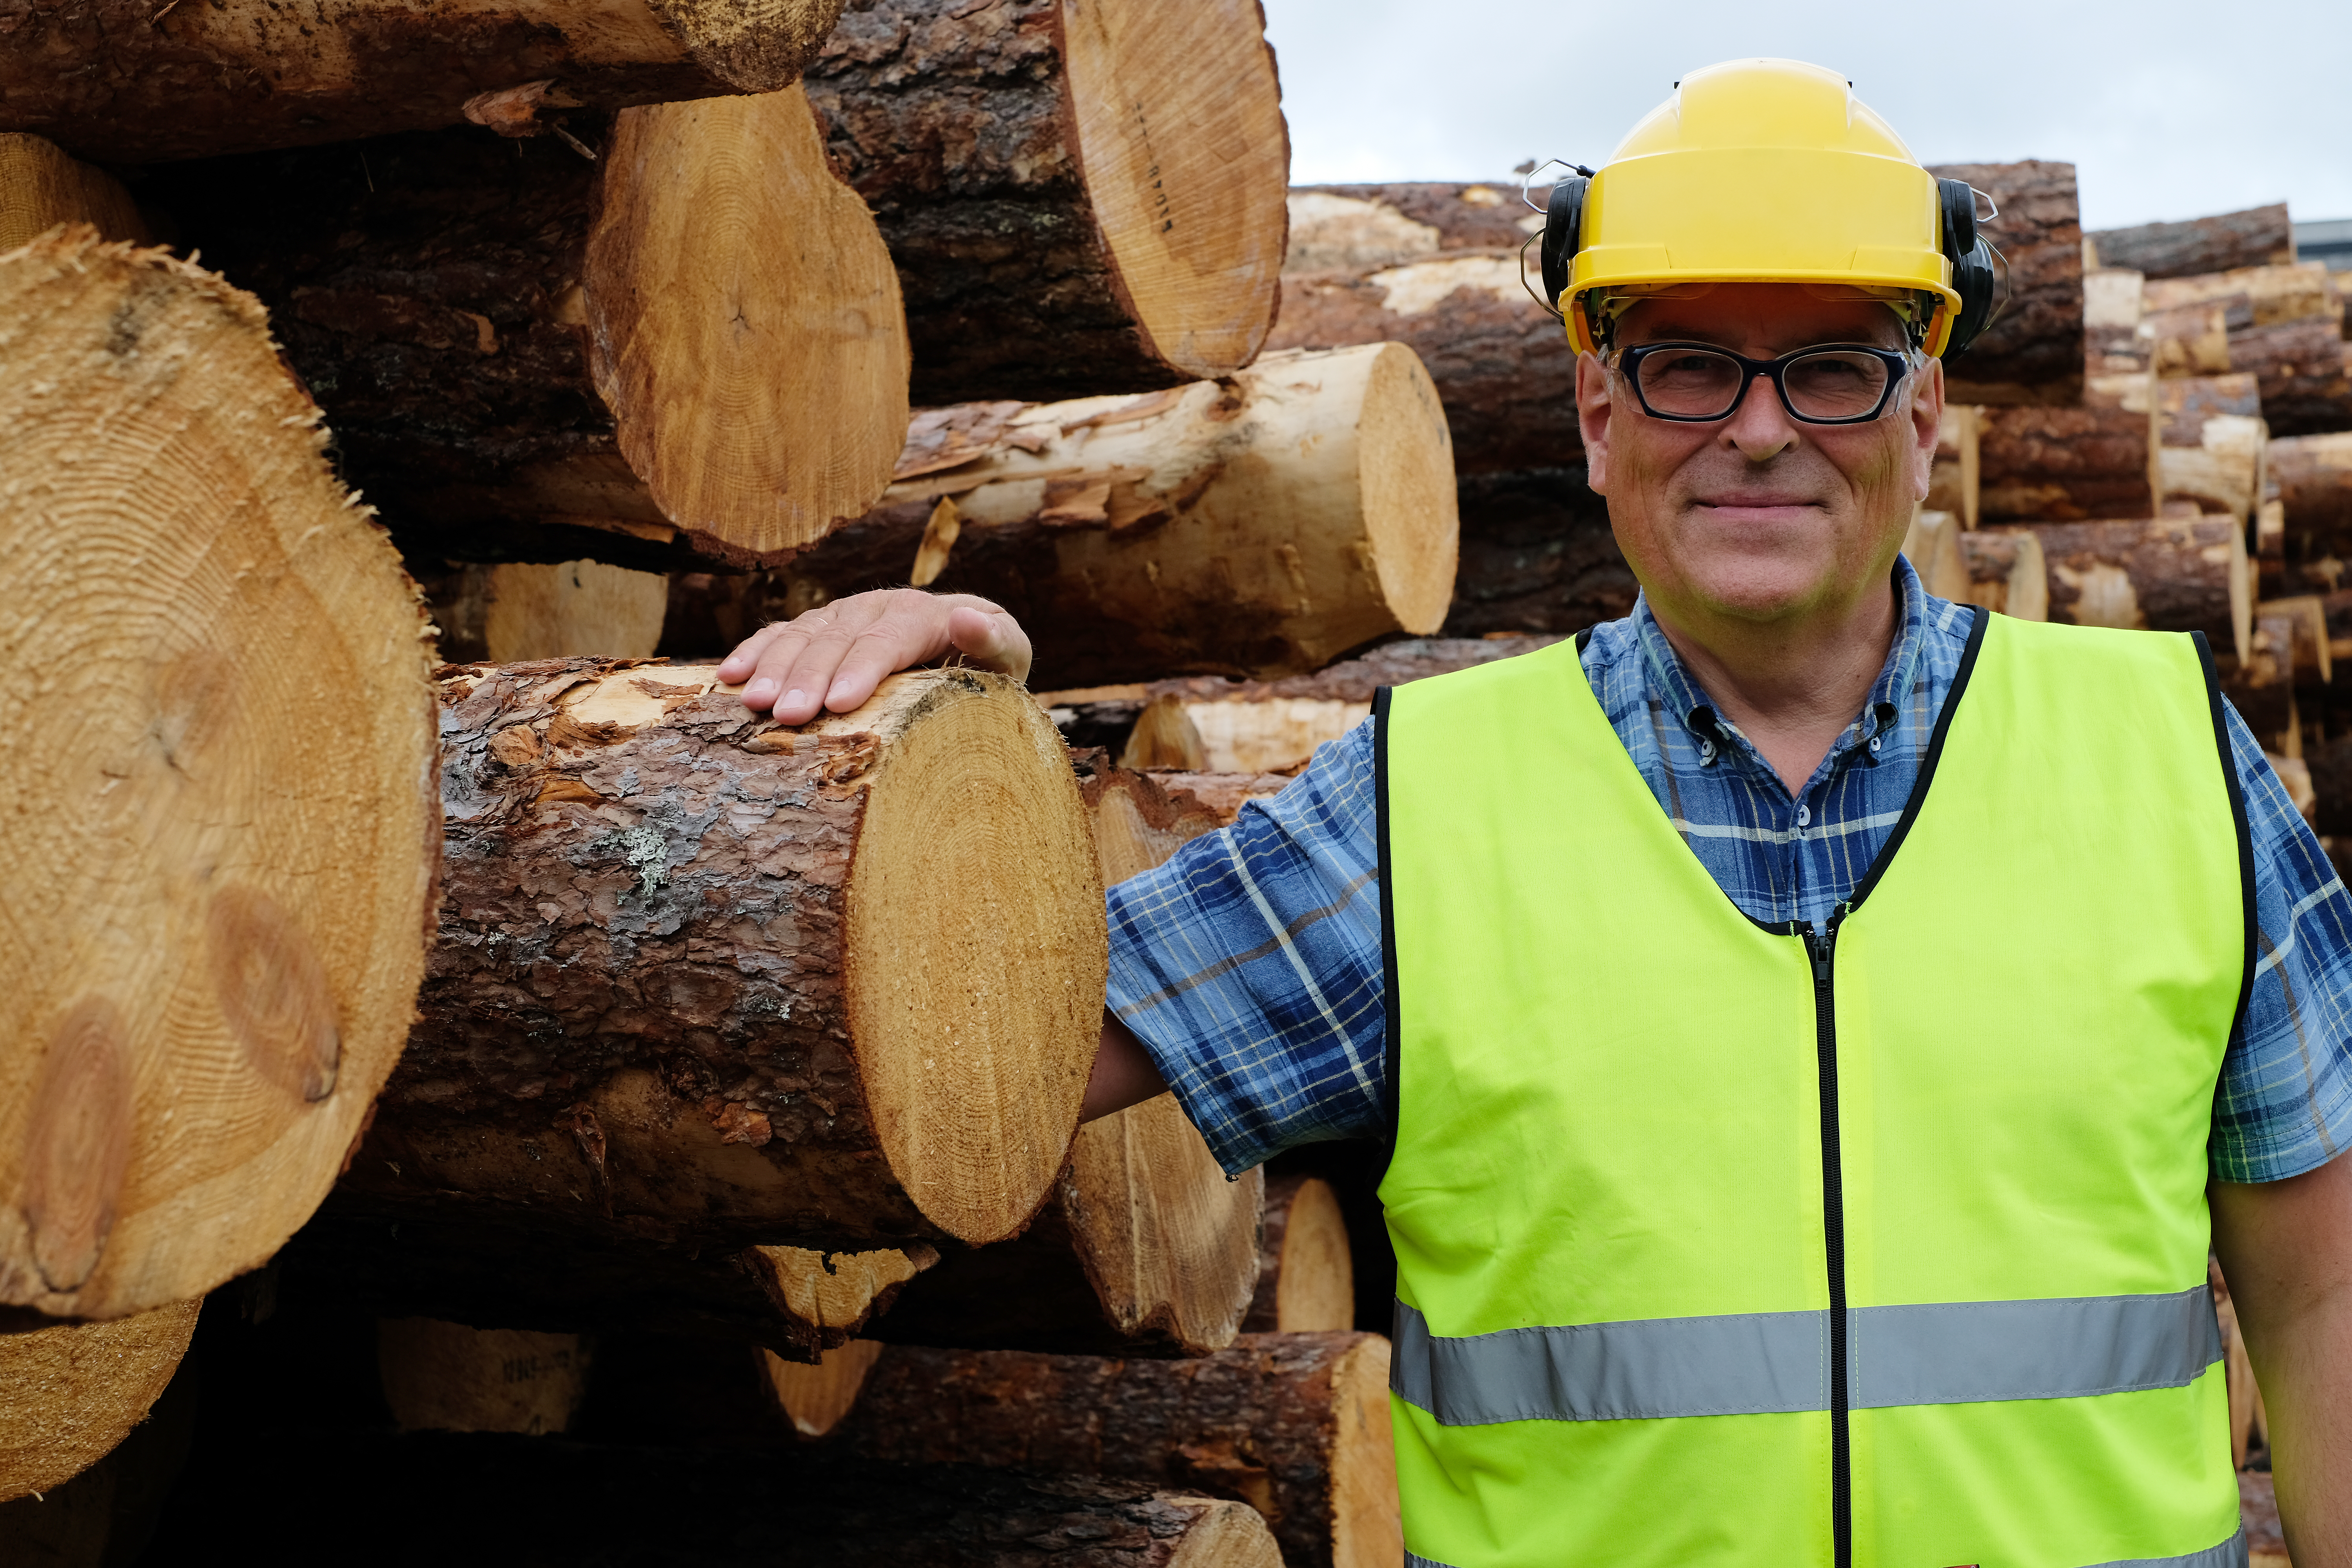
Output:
top-left (784, 688), bottom-right (809, 712)
top-left (746, 679), bottom-right (773, 703)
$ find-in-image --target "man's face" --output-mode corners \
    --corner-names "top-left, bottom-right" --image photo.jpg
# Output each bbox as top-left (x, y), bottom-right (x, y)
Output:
top-left (1579, 282), bottom-right (1943, 630)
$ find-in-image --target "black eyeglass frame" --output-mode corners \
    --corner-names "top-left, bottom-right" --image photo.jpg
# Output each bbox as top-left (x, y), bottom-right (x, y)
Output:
top-left (1606, 341), bottom-right (1921, 426)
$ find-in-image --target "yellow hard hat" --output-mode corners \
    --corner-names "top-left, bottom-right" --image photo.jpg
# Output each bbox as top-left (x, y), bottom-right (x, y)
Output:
top-left (1538, 60), bottom-right (1995, 359)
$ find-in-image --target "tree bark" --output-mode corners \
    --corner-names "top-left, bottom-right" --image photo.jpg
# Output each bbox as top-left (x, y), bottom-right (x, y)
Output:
top-left (838, 1335), bottom-right (1398, 1568)
top-left (0, 1299), bottom-right (199, 1501)
top-left (148, 86), bottom-right (909, 570)
top-left (2089, 204), bottom-right (2295, 279)
top-left (376, 1319), bottom-right (594, 1436)
top-left (2231, 321), bottom-right (2352, 438)
top-left (2272, 433), bottom-right (2352, 563)
top-left (1442, 467), bottom-right (1634, 637)
top-left (804, 0), bottom-right (1288, 405)
top-left (2158, 372), bottom-right (2263, 446)
top-left (0, 234), bottom-right (439, 1321)
top-left (1286, 182), bottom-right (1549, 269)
top-left (343, 661), bottom-right (1105, 1256)
top-left (1978, 405), bottom-right (2158, 521)
top-left (0, 0), bottom-right (846, 164)
top-left (1926, 161), bottom-right (2085, 405)
top-left (2002, 517), bottom-right (2250, 654)
top-left (782, 345), bottom-right (1460, 688)
top-left (1241, 1176), bottom-right (1354, 1335)
top-left (1955, 527), bottom-right (2049, 622)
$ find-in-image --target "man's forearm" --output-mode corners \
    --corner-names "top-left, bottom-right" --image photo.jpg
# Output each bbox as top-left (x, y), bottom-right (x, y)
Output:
top-left (1080, 1010), bottom-right (1169, 1123)
top-left (2213, 1154), bottom-right (2352, 1562)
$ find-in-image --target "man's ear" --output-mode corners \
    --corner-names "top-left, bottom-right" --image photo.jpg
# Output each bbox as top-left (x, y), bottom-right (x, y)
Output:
top-left (1577, 352), bottom-right (1613, 494)
top-left (1909, 354), bottom-right (1944, 503)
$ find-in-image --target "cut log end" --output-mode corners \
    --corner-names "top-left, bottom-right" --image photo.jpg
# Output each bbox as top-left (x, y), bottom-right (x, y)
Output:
top-left (1248, 1175), bottom-right (1355, 1334)
top-left (760, 1339), bottom-right (884, 1437)
top-left (0, 234), bottom-right (438, 1319)
top-left (652, 0), bottom-right (849, 91)
top-left (377, 1319), bottom-right (594, 1436)
top-left (1356, 342), bottom-right (1463, 637)
top-left (0, 1299), bottom-right (200, 1501)
top-left (844, 673), bottom-right (1107, 1243)
top-left (1061, 0), bottom-right (1289, 383)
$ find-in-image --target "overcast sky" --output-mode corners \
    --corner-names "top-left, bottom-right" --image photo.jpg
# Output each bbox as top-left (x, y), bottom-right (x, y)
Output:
top-left (1260, 0), bottom-right (2352, 232)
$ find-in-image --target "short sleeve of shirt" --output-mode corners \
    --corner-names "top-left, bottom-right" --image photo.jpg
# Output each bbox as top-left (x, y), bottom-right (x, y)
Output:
top-left (1103, 724), bottom-right (1388, 1175)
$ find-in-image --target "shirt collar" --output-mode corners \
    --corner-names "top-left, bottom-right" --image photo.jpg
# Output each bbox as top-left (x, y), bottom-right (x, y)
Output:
top-left (1630, 554), bottom-right (1932, 779)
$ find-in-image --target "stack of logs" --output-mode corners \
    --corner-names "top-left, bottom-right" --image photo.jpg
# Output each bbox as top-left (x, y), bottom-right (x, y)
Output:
top-left (0, 1), bottom-right (1440, 1563)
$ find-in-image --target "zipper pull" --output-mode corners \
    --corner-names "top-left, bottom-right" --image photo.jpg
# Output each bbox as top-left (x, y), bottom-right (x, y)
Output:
top-left (1799, 919), bottom-right (1836, 979)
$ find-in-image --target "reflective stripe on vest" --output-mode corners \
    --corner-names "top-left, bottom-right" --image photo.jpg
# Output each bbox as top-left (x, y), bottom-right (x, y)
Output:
top-left (1391, 1288), bottom-right (2223, 1425)
top-left (1377, 613), bottom-right (2250, 1566)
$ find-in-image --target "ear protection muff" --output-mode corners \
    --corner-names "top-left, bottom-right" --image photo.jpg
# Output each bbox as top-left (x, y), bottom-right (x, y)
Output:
top-left (1936, 176), bottom-right (2001, 360)
top-left (1538, 174), bottom-right (1589, 309)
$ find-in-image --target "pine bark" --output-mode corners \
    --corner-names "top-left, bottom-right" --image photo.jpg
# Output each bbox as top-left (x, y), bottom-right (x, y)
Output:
top-left (343, 660), bottom-right (1105, 1257)
top-left (780, 345), bottom-right (1460, 687)
top-left (1285, 182), bottom-right (1548, 266)
top-left (837, 1335), bottom-right (1398, 1568)
top-left (2272, 433), bottom-right (2352, 561)
top-left (0, 0), bottom-right (846, 163)
top-left (804, 0), bottom-right (1288, 404)
top-left (1442, 467), bottom-right (1635, 637)
top-left (1978, 405), bottom-right (2157, 521)
top-left (2007, 517), bottom-right (2249, 649)
top-left (0, 234), bottom-right (439, 1321)
top-left (147, 87), bottom-right (908, 570)
top-left (2089, 204), bottom-right (2296, 279)
top-left (1926, 161), bottom-right (2085, 405)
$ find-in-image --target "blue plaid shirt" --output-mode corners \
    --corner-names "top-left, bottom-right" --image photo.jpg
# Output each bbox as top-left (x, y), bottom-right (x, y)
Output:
top-left (1106, 557), bottom-right (2352, 1183)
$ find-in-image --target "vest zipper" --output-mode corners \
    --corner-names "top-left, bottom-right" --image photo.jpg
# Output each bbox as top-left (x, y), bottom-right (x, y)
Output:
top-left (1800, 917), bottom-right (1851, 1568)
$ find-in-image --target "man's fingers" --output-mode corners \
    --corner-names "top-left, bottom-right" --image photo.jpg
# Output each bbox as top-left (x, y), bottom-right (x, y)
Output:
top-left (822, 626), bottom-right (916, 714)
top-left (946, 604), bottom-right (1033, 681)
top-left (716, 621), bottom-right (786, 684)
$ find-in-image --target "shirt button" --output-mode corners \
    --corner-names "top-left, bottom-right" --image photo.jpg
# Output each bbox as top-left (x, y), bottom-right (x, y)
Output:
top-left (1698, 740), bottom-right (1717, 764)
top-left (1868, 735), bottom-right (1882, 753)
top-left (1796, 805), bottom-right (1811, 828)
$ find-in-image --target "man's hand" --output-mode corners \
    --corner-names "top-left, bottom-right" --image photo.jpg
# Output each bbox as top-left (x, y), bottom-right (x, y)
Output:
top-left (715, 588), bottom-right (1032, 722)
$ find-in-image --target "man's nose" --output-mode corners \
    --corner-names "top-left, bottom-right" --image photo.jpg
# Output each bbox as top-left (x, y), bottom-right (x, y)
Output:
top-left (1722, 371), bottom-right (1798, 462)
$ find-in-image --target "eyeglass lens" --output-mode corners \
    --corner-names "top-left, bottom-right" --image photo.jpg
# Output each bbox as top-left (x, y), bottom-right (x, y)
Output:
top-left (1634, 348), bottom-right (1891, 421)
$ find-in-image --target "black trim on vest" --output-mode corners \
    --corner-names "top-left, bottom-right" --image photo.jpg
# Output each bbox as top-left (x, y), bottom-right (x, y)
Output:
top-left (1374, 685), bottom-right (1403, 1156)
top-left (1835, 603), bottom-right (1991, 920)
top-left (2193, 631), bottom-right (2259, 1045)
top-left (1575, 626), bottom-right (1595, 654)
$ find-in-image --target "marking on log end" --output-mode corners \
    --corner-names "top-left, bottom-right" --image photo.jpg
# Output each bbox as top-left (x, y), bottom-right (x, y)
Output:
top-left (19, 997), bottom-right (134, 1293)
top-left (208, 885), bottom-right (341, 1103)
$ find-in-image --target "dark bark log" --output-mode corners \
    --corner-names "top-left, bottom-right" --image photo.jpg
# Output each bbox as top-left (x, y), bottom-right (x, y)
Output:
top-left (2273, 434), bottom-right (2352, 564)
top-left (2159, 373), bottom-right (2263, 446)
top-left (1241, 1176), bottom-right (1354, 1334)
top-left (837, 1336), bottom-right (1396, 1568)
top-left (1441, 466), bottom-right (1636, 636)
top-left (1927, 160), bottom-right (2085, 405)
top-left (2090, 204), bottom-right (2295, 279)
top-left (804, 0), bottom-right (1288, 404)
top-left (0, 0), bottom-right (844, 164)
top-left (2232, 320), bottom-right (2352, 437)
top-left (2011, 517), bottom-right (2248, 648)
top-left (1978, 405), bottom-right (2156, 521)
top-left (344, 660), bottom-right (1104, 1257)
top-left (145, 89), bottom-right (908, 568)
top-left (1287, 181), bottom-right (1548, 266)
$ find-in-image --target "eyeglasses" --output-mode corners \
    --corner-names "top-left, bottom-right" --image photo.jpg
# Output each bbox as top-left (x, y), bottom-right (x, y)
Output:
top-left (1609, 342), bottom-right (1918, 425)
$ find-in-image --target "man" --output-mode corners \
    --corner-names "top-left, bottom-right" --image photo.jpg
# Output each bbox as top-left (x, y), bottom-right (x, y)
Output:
top-left (720, 59), bottom-right (2352, 1566)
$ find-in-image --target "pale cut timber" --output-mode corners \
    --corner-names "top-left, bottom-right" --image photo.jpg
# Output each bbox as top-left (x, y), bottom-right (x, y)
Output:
top-left (2084, 266), bottom-right (2146, 374)
top-left (876, 760), bottom-right (1263, 1356)
top-left (1901, 510), bottom-right (1973, 603)
top-left (483, 561), bottom-right (670, 662)
top-left (0, 234), bottom-right (438, 1320)
top-left (1978, 405), bottom-right (2157, 521)
top-left (345, 662), bottom-right (1104, 1254)
top-left (759, 1339), bottom-right (885, 1437)
top-left (151, 85), bottom-right (908, 570)
top-left (2158, 414), bottom-right (2269, 524)
top-left (785, 345), bottom-right (1459, 688)
top-left (1243, 1175), bottom-right (1355, 1334)
top-left (0, 136), bottom-right (145, 249)
top-left (2141, 262), bottom-right (2342, 327)
top-left (1955, 529), bottom-right (2049, 621)
top-left (1926, 161), bottom-right (2085, 406)
top-left (840, 1335), bottom-right (1401, 1568)
top-left (377, 1319), bottom-right (593, 1436)
top-left (0, 0), bottom-right (847, 163)
top-left (0, 1299), bottom-right (198, 1501)
top-left (2087, 205), bottom-right (2295, 279)
top-left (1927, 406), bottom-right (1980, 530)
top-left (805, 0), bottom-right (1289, 404)
top-left (2000, 517), bottom-right (2250, 658)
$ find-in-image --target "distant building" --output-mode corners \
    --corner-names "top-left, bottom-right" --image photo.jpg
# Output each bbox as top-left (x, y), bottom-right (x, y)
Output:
top-left (2298, 218), bottom-right (2352, 272)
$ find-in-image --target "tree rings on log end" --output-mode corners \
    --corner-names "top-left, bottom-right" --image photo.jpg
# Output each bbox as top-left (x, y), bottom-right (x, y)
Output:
top-left (0, 1298), bottom-right (200, 1501)
top-left (646, 0), bottom-right (848, 92)
top-left (1353, 341), bottom-right (1461, 637)
top-left (1062, 0), bottom-right (1289, 385)
top-left (0, 234), bottom-right (439, 1321)
top-left (588, 85), bottom-right (910, 560)
top-left (760, 1339), bottom-right (884, 1437)
top-left (838, 671), bottom-right (1107, 1244)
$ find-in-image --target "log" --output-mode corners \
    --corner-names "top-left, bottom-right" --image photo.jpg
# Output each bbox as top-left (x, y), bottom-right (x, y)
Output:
top-left (1901, 509), bottom-right (1971, 603)
top-left (2158, 372), bottom-right (2263, 446)
top-left (0, 135), bottom-right (147, 249)
top-left (2088, 204), bottom-right (2295, 279)
top-left (2142, 261), bottom-right (2343, 329)
top-left (1978, 405), bottom-right (2158, 521)
top-left (1926, 405), bottom-right (1981, 530)
top-left (2001, 517), bottom-right (2250, 655)
top-left (1242, 1176), bottom-right (1354, 1334)
top-left (0, 1309), bottom-right (196, 1565)
top-left (0, 233), bottom-right (438, 1320)
top-left (2159, 414), bottom-right (2268, 524)
top-left (376, 1319), bottom-right (593, 1436)
top-left (341, 661), bottom-right (1105, 1256)
top-left (1442, 466), bottom-right (1635, 636)
top-left (2230, 321), bottom-right (2352, 438)
top-left (1955, 528), bottom-right (2049, 621)
top-left (149, 86), bottom-right (909, 570)
top-left (2084, 267), bottom-right (2146, 375)
top-left (420, 561), bottom-right (671, 664)
top-left (0, 0), bottom-right (847, 163)
top-left (1924, 161), bottom-right (2085, 405)
top-left (779, 345), bottom-right (1459, 688)
top-left (0, 1299), bottom-right (200, 1501)
top-left (873, 759), bottom-right (1263, 1357)
top-left (837, 1335), bottom-right (1400, 1568)
top-left (2272, 433), bottom-right (2352, 563)
top-left (1285, 182), bottom-right (1546, 268)
top-left (804, 0), bottom-right (1289, 405)
top-left (761, 1339), bottom-right (886, 1438)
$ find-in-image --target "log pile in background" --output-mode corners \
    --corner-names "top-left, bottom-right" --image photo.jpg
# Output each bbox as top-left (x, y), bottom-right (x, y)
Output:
top-left (147, 86), bottom-right (911, 572)
top-left (805, 0), bottom-right (1290, 405)
top-left (0, 0), bottom-right (850, 162)
top-left (0, 232), bottom-right (441, 1322)
top-left (2089, 204), bottom-right (2298, 279)
top-left (777, 344), bottom-right (1460, 686)
top-left (1925, 161), bottom-right (2085, 407)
